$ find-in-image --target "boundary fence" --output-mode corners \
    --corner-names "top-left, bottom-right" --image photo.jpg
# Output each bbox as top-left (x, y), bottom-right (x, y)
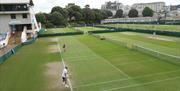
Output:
top-left (91, 34), bottom-right (180, 66)
top-left (39, 26), bottom-right (180, 38)
top-left (0, 28), bottom-right (46, 64)
top-left (101, 19), bottom-right (180, 25)
top-left (0, 38), bottom-right (36, 64)
top-left (95, 26), bottom-right (180, 37)
top-left (38, 32), bottom-right (83, 38)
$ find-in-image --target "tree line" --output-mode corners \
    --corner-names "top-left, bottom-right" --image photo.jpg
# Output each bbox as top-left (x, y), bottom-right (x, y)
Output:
top-left (36, 5), bottom-right (154, 28)
top-left (36, 5), bottom-right (113, 28)
top-left (115, 7), bottom-right (154, 18)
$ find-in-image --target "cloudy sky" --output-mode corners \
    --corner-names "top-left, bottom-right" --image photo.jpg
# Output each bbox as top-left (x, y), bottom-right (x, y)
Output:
top-left (33, 0), bottom-right (180, 13)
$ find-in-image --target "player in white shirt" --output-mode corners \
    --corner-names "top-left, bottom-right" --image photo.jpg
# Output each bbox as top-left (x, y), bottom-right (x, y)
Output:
top-left (62, 66), bottom-right (69, 87)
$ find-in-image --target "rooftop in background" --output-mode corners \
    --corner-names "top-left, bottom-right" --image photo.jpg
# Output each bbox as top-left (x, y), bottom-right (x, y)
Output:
top-left (0, 0), bottom-right (30, 4)
top-left (133, 2), bottom-right (165, 5)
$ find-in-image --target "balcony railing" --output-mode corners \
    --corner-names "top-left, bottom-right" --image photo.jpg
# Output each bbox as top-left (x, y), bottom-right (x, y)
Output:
top-left (0, 4), bottom-right (28, 12)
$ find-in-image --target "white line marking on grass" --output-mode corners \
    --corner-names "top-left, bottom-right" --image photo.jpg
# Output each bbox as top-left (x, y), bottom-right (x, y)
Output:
top-left (73, 70), bottom-right (180, 88)
top-left (148, 36), bottom-right (175, 42)
top-left (104, 76), bottom-right (180, 91)
top-left (66, 53), bottom-right (136, 62)
top-left (57, 40), bottom-right (73, 91)
top-left (115, 59), bottom-right (155, 66)
top-left (64, 55), bottom-right (101, 63)
top-left (100, 56), bottom-right (131, 78)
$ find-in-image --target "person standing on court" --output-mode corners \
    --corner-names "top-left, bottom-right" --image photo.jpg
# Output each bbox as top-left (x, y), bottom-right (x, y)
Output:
top-left (62, 66), bottom-right (69, 87)
top-left (63, 44), bottom-right (66, 52)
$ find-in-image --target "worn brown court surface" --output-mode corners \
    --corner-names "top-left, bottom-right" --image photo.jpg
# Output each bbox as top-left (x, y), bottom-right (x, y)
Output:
top-left (48, 45), bottom-right (59, 53)
top-left (44, 61), bottom-right (69, 91)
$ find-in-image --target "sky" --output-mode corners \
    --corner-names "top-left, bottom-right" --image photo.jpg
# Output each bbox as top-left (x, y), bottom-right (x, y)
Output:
top-left (33, 0), bottom-right (180, 13)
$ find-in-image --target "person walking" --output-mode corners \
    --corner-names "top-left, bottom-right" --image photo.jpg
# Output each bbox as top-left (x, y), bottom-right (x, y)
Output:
top-left (62, 66), bottom-right (69, 87)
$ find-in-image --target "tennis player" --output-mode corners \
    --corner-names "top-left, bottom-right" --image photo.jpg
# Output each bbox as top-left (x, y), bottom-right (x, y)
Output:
top-left (62, 66), bottom-right (69, 87)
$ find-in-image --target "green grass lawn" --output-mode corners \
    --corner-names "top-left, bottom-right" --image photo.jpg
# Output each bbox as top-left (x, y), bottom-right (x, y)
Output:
top-left (75, 27), bottom-right (108, 32)
top-left (0, 38), bottom-right (70, 91)
top-left (43, 27), bottom-right (77, 34)
top-left (96, 32), bottom-right (180, 57)
top-left (58, 35), bottom-right (180, 91)
top-left (99, 24), bottom-right (180, 32)
top-left (0, 28), bottom-right (179, 91)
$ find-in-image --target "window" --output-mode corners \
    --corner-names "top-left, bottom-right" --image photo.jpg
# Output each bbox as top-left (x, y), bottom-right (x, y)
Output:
top-left (11, 14), bottom-right (16, 19)
top-left (22, 14), bottom-right (27, 18)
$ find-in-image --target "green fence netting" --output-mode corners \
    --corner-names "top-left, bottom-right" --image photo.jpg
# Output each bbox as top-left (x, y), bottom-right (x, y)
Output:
top-left (0, 44), bottom-right (22, 64)
top-left (95, 26), bottom-right (180, 37)
top-left (38, 32), bottom-right (83, 37)
top-left (38, 28), bottom-right (46, 35)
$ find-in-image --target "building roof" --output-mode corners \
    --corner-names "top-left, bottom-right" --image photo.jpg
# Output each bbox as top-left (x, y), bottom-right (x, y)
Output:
top-left (133, 2), bottom-right (165, 5)
top-left (0, 0), bottom-right (30, 4)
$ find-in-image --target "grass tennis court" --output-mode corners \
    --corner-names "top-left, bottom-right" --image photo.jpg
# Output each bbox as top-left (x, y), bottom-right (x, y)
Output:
top-left (75, 27), bottom-right (108, 32)
top-left (0, 38), bottom-right (64, 91)
top-left (77, 26), bottom-right (180, 56)
top-left (0, 28), bottom-right (180, 91)
top-left (99, 24), bottom-right (180, 32)
top-left (58, 35), bottom-right (180, 91)
top-left (95, 32), bottom-right (180, 57)
top-left (43, 27), bottom-right (78, 34)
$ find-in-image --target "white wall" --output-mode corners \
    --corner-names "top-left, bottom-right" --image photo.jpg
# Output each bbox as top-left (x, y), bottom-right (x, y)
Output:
top-left (0, 15), bottom-right (11, 33)
top-left (0, 14), bottom-right (31, 33)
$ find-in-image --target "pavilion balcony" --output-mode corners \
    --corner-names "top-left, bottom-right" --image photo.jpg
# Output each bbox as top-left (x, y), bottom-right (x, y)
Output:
top-left (0, 4), bottom-right (29, 14)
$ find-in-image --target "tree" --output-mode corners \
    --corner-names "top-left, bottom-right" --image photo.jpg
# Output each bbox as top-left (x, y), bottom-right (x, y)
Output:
top-left (29, 0), bottom-right (34, 6)
top-left (35, 13), bottom-right (46, 24)
top-left (104, 10), bottom-right (113, 17)
top-left (92, 9), bottom-right (103, 23)
top-left (128, 9), bottom-right (138, 18)
top-left (48, 12), bottom-right (67, 26)
top-left (82, 8), bottom-right (95, 24)
top-left (142, 7), bottom-right (154, 17)
top-left (73, 12), bottom-right (83, 21)
top-left (67, 5), bottom-right (82, 21)
top-left (43, 4), bottom-right (114, 26)
top-left (85, 5), bottom-right (90, 8)
top-left (51, 6), bottom-right (68, 18)
top-left (115, 9), bottom-right (123, 18)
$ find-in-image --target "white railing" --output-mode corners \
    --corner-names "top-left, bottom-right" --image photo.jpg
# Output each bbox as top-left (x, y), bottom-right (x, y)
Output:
top-left (0, 32), bottom-right (10, 49)
top-left (101, 17), bottom-right (158, 24)
top-left (29, 6), bottom-right (40, 32)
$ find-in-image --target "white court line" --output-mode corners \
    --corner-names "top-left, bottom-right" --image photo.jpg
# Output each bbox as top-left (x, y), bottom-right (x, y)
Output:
top-left (61, 37), bottom-right (131, 79)
top-left (57, 40), bottom-right (73, 91)
top-left (66, 53), bottom-right (136, 61)
top-left (104, 76), bottom-right (180, 91)
top-left (115, 59), bottom-right (155, 66)
top-left (66, 49), bottom-right (136, 59)
top-left (73, 70), bottom-right (180, 88)
top-left (66, 53), bottom-right (155, 66)
top-left (64, 55), bottom-right (103, 63)
top-left (98, 54), bottom-right (131, 78)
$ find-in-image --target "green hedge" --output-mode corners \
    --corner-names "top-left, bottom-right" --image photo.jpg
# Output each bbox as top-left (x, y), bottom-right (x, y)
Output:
top-left (95, 26), bottom-right (180, 37)
top-left (38, 32), bottom-right (83, 37)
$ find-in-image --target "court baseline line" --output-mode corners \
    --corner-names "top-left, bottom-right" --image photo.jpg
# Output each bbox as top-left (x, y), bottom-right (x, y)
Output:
top-left (73, 70), bottom-right (180, 88)
top-left (57, 38), bottom-right (73, 91)
top-left (104, 76), bottom-right (180, 91)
